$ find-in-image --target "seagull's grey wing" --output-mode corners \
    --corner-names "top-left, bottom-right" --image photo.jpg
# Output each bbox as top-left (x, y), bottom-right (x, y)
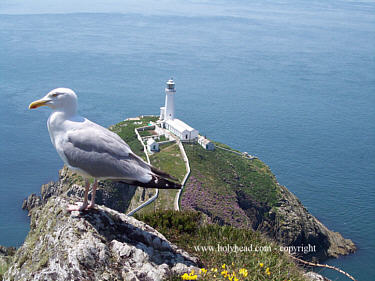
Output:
top-left (61, 126), bottom-right (152, 182)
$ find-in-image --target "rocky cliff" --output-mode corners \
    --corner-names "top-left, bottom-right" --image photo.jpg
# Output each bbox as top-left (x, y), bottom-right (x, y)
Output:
top-left (181, 143), bottom-right (356, 262)
top-left (238, 184), bottom-right (356, 261)
top-left (22, 167), bottom-right (137, 215)
top-left (5, 196), bottom-right (199, 281)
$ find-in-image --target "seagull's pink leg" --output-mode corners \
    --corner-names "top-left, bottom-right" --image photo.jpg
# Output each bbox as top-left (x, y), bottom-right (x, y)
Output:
top-left (67, 179), bottom-right (90, 212)
top-left (88, 179), bottom-right (97, 209)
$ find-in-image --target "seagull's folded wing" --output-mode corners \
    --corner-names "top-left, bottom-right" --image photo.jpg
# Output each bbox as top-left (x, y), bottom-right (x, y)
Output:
top-left (61, 125), bottom-right (152, 182)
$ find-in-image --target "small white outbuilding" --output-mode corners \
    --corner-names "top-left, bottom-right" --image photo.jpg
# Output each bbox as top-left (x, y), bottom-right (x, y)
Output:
top-left (147, 138), bottom-right (159, 152)
top-left (198, 136), bottom-right (215, 150)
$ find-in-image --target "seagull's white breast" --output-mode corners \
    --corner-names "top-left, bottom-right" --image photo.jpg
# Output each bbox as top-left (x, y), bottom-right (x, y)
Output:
top-left (47, 111), bottom-right (82, 169)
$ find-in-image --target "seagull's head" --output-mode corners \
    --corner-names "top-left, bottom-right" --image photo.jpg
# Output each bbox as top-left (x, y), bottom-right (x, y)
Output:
top-left (29, 88), bottom-right (78, 114)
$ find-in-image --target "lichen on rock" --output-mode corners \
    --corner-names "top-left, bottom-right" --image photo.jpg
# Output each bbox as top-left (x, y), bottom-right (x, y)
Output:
top-left (22, 167), bottom-right (137, 215)
top-left (5, 197), bottom-right (199, 281)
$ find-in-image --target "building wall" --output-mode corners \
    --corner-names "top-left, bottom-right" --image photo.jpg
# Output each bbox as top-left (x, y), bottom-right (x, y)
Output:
top-left (164, 92), bottom-right (175, 120)
top-left (160, 107), bottom-right (165, 120)
top-left (165, 122), bottom-right (198, 141)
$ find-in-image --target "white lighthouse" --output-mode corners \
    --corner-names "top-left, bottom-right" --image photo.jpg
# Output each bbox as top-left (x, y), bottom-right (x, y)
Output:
top-left (159, 78), bottom-right (199, 141)
top-left (164, 78), bottom-right (175, 120)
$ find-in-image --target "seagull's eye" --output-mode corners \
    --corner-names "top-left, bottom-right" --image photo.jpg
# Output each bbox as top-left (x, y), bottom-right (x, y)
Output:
top-left (51, 93), bottom-right (59, 98)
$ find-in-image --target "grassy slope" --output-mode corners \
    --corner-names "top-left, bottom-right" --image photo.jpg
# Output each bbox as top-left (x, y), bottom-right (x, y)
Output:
top-left (136, 211), bottom-right (306, 281)
top-left (0, 264), bottom-right (7, 280)
top-left (138, 142), bottom-right (186, 213)
top-left (181, 143), bottom-right (279, 227)
top-left (109, 116), bottom-right (186, 214)
top-left (109, 116), bottom-right (158, 159)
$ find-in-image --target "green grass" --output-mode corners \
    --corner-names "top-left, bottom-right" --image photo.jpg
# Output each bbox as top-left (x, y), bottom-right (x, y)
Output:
top-left (158, 135), bottom-right (168, 142)
top-left (184, 143), bottom-right (279, 206)
top-left (109, 116), bottom-right (158, 158)
top-left (139, 130), bottom-right (154, 137)
top-left (137, 142), bottom-right (186, 213)
top-left (0, 262), bottom-right (9, 280)
top-left (136, 210), bottom-right (306, 281)
top-left (150, 143), bottom-right (186, 182)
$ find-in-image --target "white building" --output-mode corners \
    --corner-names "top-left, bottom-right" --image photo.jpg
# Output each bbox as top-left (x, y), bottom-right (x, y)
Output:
top-left (165, 119), bottom-right (199, 141)
top-left (198, 136), bottom-right (215, 151)
top-left (147, 138), bottom-right (159, 152)
top-left (160, 79), bottom-right (199, 141)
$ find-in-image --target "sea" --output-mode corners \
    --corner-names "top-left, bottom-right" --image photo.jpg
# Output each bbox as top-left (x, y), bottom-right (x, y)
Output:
top-left (0, 0), bottom-right (374, 280)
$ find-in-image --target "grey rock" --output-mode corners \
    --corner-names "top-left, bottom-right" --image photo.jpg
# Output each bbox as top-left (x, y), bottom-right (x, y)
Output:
top-left (22, 193), bottom-right (42, 212)
top-left (236, 184), bottom-right (355, 261)
top-left (304, 271), bottom-right (331, 281)
top-left (0, 246), bottom-right (16, 280)
top-left (23, 167), bottom-right (137, 215)
top-left (267, 185), bottom-right (356, 261)
top-left (4, 197), bottom-right (199, 281)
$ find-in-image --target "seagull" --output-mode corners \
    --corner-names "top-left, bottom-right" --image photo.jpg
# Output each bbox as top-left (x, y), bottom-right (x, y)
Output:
top-left (29, 88), bottom-right (181, 212)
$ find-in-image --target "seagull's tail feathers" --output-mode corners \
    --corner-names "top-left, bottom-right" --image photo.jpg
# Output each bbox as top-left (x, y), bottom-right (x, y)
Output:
top-left (120, 175), bottom-right (181, 190)
top-left (129, 152), bottom-right (177, 181)
top-left (149, 166), bottom-right (178, 181)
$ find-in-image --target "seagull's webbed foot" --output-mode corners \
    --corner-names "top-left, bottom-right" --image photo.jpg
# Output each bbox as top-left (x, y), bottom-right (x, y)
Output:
top-left (66, 202), bottom-right (89, 212)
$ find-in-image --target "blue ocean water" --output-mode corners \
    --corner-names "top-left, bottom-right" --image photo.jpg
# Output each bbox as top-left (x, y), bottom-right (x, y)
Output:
top-left (0, 0), bottom-right (374, 279)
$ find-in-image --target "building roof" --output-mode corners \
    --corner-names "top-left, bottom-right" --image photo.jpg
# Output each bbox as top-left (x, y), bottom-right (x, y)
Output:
top-left (147, 138), bottom-right (157, 145)
top-left (199, 136), bottom-right (212, 145)
top-left (165, 118), bottom-right (197, 133)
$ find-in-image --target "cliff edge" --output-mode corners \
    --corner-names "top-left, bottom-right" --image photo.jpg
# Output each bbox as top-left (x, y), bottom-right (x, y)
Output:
top-left (181, 143), bottom-right (356, 261)
top-left (5, 196), bottom-right (199, 281)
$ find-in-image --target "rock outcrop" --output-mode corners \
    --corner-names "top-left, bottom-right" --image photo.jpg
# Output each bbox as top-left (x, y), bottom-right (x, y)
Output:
top-left (5, 197), bottom-right (199, 281)
top-left (0, 246), bottom-right (16, 280)
top-left (303, 272), bottom-right (330, 281)
top-left (239, 184), bottom-right (356, 261)
top-left (22, 167), bottom-right (137, 215)
top-left (270, 185), bottom-right (355, 261)
top-left (181, 143), bottom-right (356, 262)
top-left (183, 175), bottom-right (355, 262)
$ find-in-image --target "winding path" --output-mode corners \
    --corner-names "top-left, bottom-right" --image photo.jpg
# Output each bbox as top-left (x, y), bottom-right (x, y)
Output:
top-left (127, 123), bottom-right (190, 215)
top-left (127, 128), bottom-right (159, 216)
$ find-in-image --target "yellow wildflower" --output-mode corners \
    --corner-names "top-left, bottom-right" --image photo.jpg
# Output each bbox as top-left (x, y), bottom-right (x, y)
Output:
top-left (259, 263), bottom-right (264, 268)
top-left (200, 268), bottom-right (207, 275)
top-left (181, 271), bottom-right (198, 280)
top-left (211, 268), bottom-right (218, 272)
top-left (222, 264), bottom-right (226, 269)
top-left (221, 270), bottom-right (228, 277)
top-left (239, 268), bottom-right (248, 277)
top-left (265, 267), bottom-right (271, 276)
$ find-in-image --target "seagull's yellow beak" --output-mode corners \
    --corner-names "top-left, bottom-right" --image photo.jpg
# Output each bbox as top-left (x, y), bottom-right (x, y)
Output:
top-left (29, 99), bottom-right (49, 109)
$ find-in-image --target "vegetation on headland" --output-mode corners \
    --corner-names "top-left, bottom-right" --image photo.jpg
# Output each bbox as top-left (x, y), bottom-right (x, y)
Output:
top-left (118, 117), bottom-right (305, 280)
top-left (109, 115), bottom-right (159, 158)
top-left (184, 143), bottom-right (279, 206)
top-left (135, 142), bottom-right (186, 213)
top-left (0, 248), bottom-right (15, 281)
top-left (135, 210), bottom-right (306, 281)
top-left (180, 143), bottom-right (279, 228)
